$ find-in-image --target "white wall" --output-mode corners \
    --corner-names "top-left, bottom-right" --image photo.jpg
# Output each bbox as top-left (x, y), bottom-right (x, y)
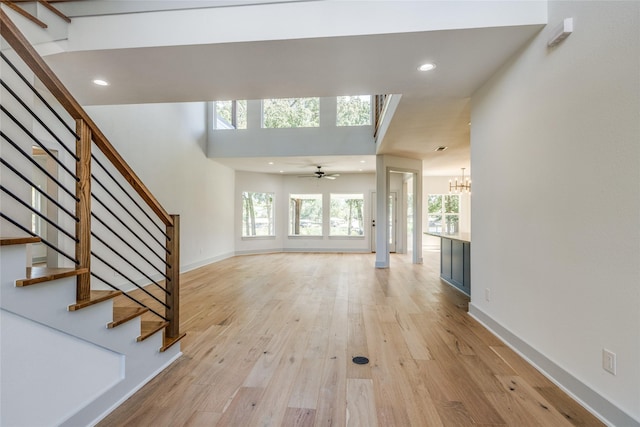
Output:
top-left (0, 309), bottom-right (123, 427)
top-left (86, 102), bottom-right (236, 273)
top-left (235, 171), bottom-right (375, 254)
top-left (470, 2), bottom-right (639, 425)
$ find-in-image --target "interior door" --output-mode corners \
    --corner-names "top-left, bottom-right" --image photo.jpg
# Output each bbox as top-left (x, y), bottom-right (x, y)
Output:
top-left (371, 192), bottom-right (397, 253)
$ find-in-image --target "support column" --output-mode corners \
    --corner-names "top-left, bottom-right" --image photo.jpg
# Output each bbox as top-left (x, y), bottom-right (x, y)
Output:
top-left (375, 154), bottom-right (390, 268)
top-left (165, 214), bottom-right (180, 338)
top-left (75, 119), bottom-right (91, 301)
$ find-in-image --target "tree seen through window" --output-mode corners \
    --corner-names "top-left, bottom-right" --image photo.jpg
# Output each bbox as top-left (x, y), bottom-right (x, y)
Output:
top-left (330, 194), bottom-right (364, 236)
top-left (263, 98), bottom-right (320, 128)
top-left (242, 192), bottom-right (274, 237)
top-left (337, 95), bottom-right (371, 126)
top-left (428, 194), bottom-right (459, 234)
top-left (289, 194), bottom-right (322, 235)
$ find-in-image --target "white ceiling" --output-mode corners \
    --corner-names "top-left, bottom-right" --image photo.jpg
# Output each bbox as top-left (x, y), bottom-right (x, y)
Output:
top-left (45, 4), bottom-right (543, 177)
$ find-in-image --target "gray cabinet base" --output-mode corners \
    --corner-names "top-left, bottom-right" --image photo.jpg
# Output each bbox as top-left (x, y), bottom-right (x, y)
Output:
top-left (439, 237), bottom-right (470, 296)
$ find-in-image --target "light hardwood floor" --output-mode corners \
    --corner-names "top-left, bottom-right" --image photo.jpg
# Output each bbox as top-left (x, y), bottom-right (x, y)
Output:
top-left (98, 250), bottom-right (604, 426)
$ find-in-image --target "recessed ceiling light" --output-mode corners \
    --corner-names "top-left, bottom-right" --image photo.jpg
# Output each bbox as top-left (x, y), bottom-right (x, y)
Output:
top-left (360, 160), bottom-right (366, 163)
top-left (279, 170), bottom-right (284, 173)
top-left (93, 79), bottom-right (109, 86)
top-left (268, 162), bottom-right (274, 165)
top-left (418, 63), bottom-right (436, 72)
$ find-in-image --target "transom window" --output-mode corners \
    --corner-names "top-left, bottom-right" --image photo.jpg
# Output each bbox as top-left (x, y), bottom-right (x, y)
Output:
top-left (242, 192), bottom-right (274, 237)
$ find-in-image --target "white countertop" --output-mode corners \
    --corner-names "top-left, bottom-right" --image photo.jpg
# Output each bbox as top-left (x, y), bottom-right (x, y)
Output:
top-left (424, 231), bottom-right (471, 243)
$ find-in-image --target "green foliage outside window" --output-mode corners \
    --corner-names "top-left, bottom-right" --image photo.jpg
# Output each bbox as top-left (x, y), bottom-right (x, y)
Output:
top-left (444, 195), bottom-right (459, 213)
top-left (263, 98), bottom-right (319, 128)
top-left (330, 194), bottom-right (364, 236)
top-left (428, 195), bottom-right (442, 213)
top-left (289, 194), bottom-right (322, 235)
top-left (214, 100), bottom-right (247, 129)
top-left (242, 192), bottom-right (274, 237)
top-left (428, 194), bottom-right (459, 234)
top-left (337, 95), bottom-right (371, 126)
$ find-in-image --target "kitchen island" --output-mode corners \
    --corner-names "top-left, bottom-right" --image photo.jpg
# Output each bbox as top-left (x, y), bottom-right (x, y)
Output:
top-left (425, 232), bottom-right (471, 296)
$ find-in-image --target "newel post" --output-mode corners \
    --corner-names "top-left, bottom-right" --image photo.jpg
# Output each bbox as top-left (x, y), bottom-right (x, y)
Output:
top-left (166, 214), bottom-right (180, 338)
top-left (75, 119), bottom-right (91, 301)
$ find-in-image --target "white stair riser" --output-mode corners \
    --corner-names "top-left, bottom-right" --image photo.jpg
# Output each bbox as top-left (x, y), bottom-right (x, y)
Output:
top-left (1, 243), bottom-right (181, 426)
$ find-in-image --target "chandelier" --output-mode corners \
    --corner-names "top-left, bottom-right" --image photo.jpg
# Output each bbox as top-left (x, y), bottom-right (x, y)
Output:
top-left (449, 168), bottom-right (471, 193)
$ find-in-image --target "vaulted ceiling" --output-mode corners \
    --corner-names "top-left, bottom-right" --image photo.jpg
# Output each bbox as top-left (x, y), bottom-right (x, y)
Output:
top-left (44, 0), bottom-right (545, 176)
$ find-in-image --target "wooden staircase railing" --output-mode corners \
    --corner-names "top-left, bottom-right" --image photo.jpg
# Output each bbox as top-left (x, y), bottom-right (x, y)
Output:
top-left (0, 0), bottom-right (70, 28)
top-left (0, 8), bottom-right (183, 347)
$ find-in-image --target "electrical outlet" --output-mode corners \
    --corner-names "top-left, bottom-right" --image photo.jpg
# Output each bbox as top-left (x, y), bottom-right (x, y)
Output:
top-left (602, 349), bottom-right (616, 375)
top-left (485, 288), bottom-right (491, 302)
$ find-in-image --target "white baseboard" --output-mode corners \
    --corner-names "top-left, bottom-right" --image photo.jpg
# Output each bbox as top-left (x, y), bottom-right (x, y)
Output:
top-left (468, 303), bottom-right (639, 427)
top-left (282, 248), bottom-right (370, 254)
top-left (181, 252), bottom-right (235, 273)
top-left (235, 248), bottom-right (371, 256)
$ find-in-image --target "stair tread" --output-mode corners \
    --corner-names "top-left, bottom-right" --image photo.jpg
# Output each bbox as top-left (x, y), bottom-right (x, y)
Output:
top-left (68, 290), bottom-right (122, 311)
top-left (16, 266), bottom-right (88, 287)
top-left (108, 306), bottom-right (149, 328)
top-left (1, 236), bottom-right (41, 246)
top-left (161, 332), bottom-right (186, 352)
top-left (138, 320), bottom-right (169, 342)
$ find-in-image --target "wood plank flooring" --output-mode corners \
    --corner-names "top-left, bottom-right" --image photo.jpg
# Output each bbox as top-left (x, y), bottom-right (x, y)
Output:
top-left (98, 251), bottom-right (604, 426)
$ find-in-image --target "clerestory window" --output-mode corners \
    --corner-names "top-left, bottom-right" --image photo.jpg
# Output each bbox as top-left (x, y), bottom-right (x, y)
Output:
top-left (337, 95), bottom-right (372, 126)
top-left (263, 98), bottom-right (320, 128)
top-left (213, 100), bottom-right (247, 129)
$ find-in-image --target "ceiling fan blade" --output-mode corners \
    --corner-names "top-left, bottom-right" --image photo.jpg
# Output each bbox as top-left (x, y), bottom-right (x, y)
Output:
top-left (324, 176), bottom-right (337, 180)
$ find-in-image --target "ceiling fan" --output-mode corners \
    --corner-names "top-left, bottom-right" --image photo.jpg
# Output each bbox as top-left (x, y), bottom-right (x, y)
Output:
top-left (298, 166), bottom-right (340, 180)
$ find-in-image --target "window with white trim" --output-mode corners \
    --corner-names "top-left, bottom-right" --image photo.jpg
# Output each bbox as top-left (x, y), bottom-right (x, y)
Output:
top-left (213, 100), bottom-right (247, 129)
top-left (427, 194), bottom-right (459, 234)
top-left (330, 193), bottom-right (364, 236)
top-left (263, 98), bottom-right (319, 128)
top-left (289, 193), bottom-right (322, 236)
top-left (242, 192), bottom-right (274, 237)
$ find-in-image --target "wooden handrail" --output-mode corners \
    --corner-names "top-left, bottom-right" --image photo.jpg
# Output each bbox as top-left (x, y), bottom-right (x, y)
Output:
top-left (0, 8), bottom-right (173, 227)
top-left (37, 0), bottom-right (71, 23)
top-left (0, 1), bottom-right (47, 28)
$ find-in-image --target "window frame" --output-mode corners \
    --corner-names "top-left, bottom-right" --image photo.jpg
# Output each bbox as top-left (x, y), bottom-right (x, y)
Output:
top-left (241, 191), bottom-right (275, 238)
top-left (329, 193), bottom-right (365, 237)
top-left (427, 194), bottom-right (460, 234)
top-left (213, 100), bottom-right (247, 130)
top-left (262, 97), bottom-right (320, 129)
top-left (336, 95), bottom-right (372, 127)
top-left (288, 193), bottom-right (323, 237)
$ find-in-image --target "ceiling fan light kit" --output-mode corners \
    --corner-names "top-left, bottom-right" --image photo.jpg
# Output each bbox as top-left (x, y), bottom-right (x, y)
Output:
top-left (298, 166), bottom-right (340, 180)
